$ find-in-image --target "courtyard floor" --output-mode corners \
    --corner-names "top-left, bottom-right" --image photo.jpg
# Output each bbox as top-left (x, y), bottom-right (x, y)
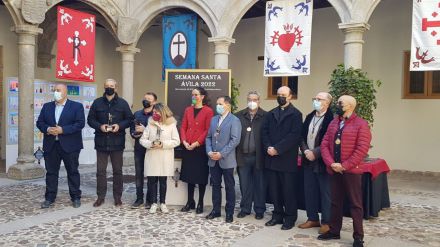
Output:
top-left (0, 165), bottom-right (438, 247)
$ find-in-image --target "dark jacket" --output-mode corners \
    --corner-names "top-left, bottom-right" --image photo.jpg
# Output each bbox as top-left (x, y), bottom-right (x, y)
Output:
top-left (321, 113), bottom-right (372, 174)
top-left (36, 99), bottom-right (85, 153)
top-left (262, 103), bottom-right (303, 172)
top-left (130, 109), bottom-right (152, 152)
top-left (235, 107), bottom-right (267, 169)
top-left (299, 109), bottom-right (334, 173)
top-left (87, 93), bottom-right (134, 151)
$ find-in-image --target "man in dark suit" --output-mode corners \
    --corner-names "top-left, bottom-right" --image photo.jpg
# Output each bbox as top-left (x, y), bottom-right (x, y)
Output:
top-left (205, 96), bottom-right (241, 223)
top-left (262, 86), bottom-right (303, 230)
top-left (36, 83), bottom-right (85, 209)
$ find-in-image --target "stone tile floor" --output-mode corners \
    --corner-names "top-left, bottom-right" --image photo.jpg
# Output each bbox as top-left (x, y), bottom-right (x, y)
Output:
top-left (0, 166), bottom-right (438, 247)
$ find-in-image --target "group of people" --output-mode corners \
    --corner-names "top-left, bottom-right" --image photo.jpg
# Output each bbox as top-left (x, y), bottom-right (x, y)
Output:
top-left (36, 79), bottom-right (371, 247)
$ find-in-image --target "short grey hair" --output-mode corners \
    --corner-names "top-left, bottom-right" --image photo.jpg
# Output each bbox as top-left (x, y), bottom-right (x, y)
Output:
top-left (105, 78), bottom-right (117, 85)
top-left (247, 90), bottom-right (260, 100)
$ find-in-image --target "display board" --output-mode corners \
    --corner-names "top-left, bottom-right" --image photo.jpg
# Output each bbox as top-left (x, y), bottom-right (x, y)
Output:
top-left (6, 77), bottom-right (97, 145)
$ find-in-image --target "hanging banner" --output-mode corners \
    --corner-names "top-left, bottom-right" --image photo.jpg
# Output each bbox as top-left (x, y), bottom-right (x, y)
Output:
top-left (56, 6), bottom-right (95, 82)
top-left (411, 0), bottom-right (440, 71)
top-left (162, 14), bottom-right (197, 80)
top-left (264, 0), bottom-right (313, 77)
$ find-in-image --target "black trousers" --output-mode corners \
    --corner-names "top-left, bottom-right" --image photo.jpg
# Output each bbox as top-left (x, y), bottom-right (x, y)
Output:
top-left (267, 169), bottom-right (298, 225)
top-left (96, 150), bottom-right (123, 200)
top-left (148, 176), bottom-right (167, 204)
top-left (44, 141), bottom-right (81, 202)
top-left (210, 162), bottom-right (235, 215)
top-left (134, 149), bottom-right (151, 203)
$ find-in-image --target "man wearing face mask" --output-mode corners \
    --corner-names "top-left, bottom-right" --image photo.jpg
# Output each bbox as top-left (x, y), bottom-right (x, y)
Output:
top-left (318, 95), bottom-right (371, 247)
top-left (205, 96), bottom-right (241, 223)
top-left (130, 92), bottom-right (157, 209)
top-left (235, 91), bottom-right (267, 220)
top-left (298, 92), bottom-right (334, 234)
top-left (262, 86), bottom-right (303, 230)
top-left (37, 83), bottom-right (85, 209)
top-left (87, 79), bottom-right (134, 207)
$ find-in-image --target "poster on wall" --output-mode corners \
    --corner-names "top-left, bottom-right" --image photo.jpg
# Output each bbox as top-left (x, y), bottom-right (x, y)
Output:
top-left (165, 69), bottom-right (231, 124)
top-left (5, 77), bottom-right (97, 144)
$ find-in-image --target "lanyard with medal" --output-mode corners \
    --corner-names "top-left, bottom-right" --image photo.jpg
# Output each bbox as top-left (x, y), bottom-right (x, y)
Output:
top-left (335, 120), bottom-right (345, 145)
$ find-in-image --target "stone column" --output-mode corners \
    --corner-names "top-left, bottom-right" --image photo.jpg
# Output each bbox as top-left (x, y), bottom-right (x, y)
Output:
top-left (8, 25), bottom-right (45, 179)
top-left (116, 45), bottom-right (140, 166)
top-left (208, 37), bottom-right (235, 69)
top-left (339, 23), bottom-right (370, 70)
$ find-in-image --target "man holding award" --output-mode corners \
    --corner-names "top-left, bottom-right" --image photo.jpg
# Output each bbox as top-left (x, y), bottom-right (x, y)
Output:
top-left (87, 79), bottom-right (134, 207)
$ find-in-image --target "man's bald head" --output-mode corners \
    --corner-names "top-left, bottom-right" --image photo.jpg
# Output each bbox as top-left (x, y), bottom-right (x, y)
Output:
top-left (277, 86), bottom-right (293, 107)
top-left (337, 95), bottom-right (356, 117)
top-left (277, 86), bottom-right (292, 97)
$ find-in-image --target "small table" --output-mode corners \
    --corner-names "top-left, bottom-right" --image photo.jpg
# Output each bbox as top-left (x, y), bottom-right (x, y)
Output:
top-left (295, 158), bottom-right (391, 219)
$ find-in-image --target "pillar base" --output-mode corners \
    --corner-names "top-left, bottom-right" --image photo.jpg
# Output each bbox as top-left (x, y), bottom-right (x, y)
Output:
top-left (7, 162), bottom-right (45, 180)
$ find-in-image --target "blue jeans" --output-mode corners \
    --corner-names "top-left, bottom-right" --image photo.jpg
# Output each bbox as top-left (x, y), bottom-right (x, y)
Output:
top-left (237, 154), bottom-right (266, 214)
top-left (210, 162), bottom-right (235, 215)
top-left (303, 166), bottom-right (331, 224)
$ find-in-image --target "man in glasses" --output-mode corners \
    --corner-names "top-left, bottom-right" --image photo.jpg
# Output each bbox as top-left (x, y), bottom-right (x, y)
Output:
top-left (318, 95), bottom-right (372, 247)
top-left (298, 92), bottom-right (334, 234)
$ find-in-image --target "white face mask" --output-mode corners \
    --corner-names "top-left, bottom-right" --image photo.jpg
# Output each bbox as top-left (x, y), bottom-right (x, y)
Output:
top-left (54, 91), bottom-right (63, 102)
top-left (247, 101), bottom-right (258, 110)
top-left (312, 100), bottom-right (322, 111)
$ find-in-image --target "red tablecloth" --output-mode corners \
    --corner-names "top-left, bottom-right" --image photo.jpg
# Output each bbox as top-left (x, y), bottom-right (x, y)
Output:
top-left (297, 157), bottom-right (390, 180)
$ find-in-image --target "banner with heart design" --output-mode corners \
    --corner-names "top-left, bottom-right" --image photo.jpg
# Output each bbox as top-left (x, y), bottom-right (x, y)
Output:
top-left (264, 0), bottom-right (313, 76)
top-left (410, 0), bottom-right (440, 71)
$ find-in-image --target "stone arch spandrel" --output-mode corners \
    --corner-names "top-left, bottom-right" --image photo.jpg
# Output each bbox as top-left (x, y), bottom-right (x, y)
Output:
top-left (2, 0), bottom-right (25, 26)
top-left (217, 0), bottom-right (258, 38)
top-left (133, 0), bottom-right (218, 45)
top-left (327, 0), bottom-right (381, 24)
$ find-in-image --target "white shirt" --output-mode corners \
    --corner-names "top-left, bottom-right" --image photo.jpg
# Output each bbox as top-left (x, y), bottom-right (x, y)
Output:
top-left (55, 100), bottom-right (66, 124)
top-left (218, 112), bottom-right (229, 127)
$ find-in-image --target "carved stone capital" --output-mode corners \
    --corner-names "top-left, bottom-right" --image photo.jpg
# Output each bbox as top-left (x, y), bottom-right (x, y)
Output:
top-left (208, 36), bottom-right (235, 55)
top-left (21, 0), bottom-right (48, 24)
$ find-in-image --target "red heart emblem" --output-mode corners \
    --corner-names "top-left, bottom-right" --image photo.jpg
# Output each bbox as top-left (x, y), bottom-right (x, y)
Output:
top-left (278, 32), bottom-right (296, 53)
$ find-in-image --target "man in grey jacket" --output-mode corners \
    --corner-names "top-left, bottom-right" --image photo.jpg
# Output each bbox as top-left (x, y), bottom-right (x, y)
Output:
top-left (205, 96), bottom-right (241, 223)
top-left (235, 91), bottom-right (267, 220)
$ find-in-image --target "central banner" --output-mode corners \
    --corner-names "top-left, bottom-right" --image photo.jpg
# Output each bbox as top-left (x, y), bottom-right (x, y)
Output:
top-left (264, 0), bottom-right (313, 77)
top-left (162, 14), bottom-right (198, 80)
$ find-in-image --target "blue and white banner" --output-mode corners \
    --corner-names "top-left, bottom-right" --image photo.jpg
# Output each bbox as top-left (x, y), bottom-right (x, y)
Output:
top-left (163, 14), bottom-right (197, 79)
top-left (264, 0), bottom-right (313, 76)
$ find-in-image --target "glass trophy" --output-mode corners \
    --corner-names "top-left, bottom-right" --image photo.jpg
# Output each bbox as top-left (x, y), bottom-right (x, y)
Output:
top-left (106, 113), bottom-right (114, 132)
top-left (152, 127), bottom-right (162, 146)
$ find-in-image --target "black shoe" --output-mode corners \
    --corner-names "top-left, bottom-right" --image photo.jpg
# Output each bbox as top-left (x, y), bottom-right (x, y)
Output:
top-left (114, 198), bottom-right (123, 207)
top-left (196, 203), bottom-right (204, 214)
top-left (93, 198), bottom-right (105, 207)
top-left (131, 199), bottom-right (144, 209)
top-left (225, 214), bottom-right (233, 223)
top-left (318, 232), bottom-right (341, 241)
top-left (145, 202), bottom-right (152, 209)
top-left (353, 238), bottom-right (364, 247)
top-left (237, 211), bottom-right (249, 218)
top-left (72, 199), bottom-right (81, 208)
top-left (205, 211), bottom-right (221, 220)
top-left (255, 213), bottom-right (264, 220)
top-left (180, 200), bottom-right (195, 212)
top-left (41, 200), bottom-right (54, 209)
top-left (265, 219), bottom-right (283, 226)
top-left (281, 223), bottom-right (294, 230)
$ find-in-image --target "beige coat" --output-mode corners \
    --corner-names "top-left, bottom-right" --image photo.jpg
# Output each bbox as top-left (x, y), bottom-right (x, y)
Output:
top-left (140, 117), bottom-right (180, 176)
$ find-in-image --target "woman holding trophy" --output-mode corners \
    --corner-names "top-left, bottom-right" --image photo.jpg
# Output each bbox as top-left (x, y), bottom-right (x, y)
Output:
top-left (140, 103), bottom-right (180, 213)
top-left (179, 87), bottom-right (214, 214)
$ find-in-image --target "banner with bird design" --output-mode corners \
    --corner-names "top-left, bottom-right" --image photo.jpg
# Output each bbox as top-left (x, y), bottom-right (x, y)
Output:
top-left (162, 14), bottom-right (198, 80)
top-left (264, 0), bottom-right (313, 76)
top-left (411, 0), bottom-right (440, 71)
top-left (56, 6), bottom-right (95, 82)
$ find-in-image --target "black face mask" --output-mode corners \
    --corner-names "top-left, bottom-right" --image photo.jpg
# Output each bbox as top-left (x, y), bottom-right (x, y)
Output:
top-left (277, 96), bottom-right (287, 106)
top-left (335, 105), bottom-right (345, 116)
top-left (142, 100), bottom-right (151, 109)
top-left (105, 87), bottom-right (115, 96)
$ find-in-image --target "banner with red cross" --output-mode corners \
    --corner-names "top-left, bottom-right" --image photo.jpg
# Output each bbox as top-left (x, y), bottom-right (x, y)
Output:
top-left (56, 6), bottom-right (95, 81)
top-left (411, 0), bottom-right (440, 71)
top-left (264, 0), bottom-right (313, 76)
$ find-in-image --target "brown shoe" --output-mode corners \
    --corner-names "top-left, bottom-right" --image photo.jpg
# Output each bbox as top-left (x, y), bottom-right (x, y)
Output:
top-left (114, 198), bottom-right (122, 207)
top-left (298, 220), bottom-right (320, 229)
top-left (319, 224), bottom-right (330, 234)
top-left (93, 198), bottom-right (105, 207)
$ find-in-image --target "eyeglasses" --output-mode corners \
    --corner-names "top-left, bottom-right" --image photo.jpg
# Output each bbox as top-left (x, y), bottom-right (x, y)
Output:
top-left (192, 94), bottom-right (200, 96)
top-left (312, 98), bottom-right (326, 101)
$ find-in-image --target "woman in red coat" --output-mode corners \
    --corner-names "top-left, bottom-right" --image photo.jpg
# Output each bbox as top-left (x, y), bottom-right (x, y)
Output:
top-left (179, 87), bottom-right (214, 214)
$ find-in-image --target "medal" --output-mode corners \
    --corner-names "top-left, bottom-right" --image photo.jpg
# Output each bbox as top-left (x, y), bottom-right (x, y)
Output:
top-left (247, 127), bottom-right (252, 132)
top-left (335, 138), bottom-right (341, 145)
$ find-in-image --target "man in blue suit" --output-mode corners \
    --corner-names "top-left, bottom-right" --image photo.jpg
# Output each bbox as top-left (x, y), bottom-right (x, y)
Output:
top-left (36, 84), bottom-right (85, 209)
top-left (205, 96), bottom-right (241, 223)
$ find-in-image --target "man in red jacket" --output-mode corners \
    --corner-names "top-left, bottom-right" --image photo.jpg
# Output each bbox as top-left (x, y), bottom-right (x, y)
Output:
top-left (318, 95), bottom-right (371, 247)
